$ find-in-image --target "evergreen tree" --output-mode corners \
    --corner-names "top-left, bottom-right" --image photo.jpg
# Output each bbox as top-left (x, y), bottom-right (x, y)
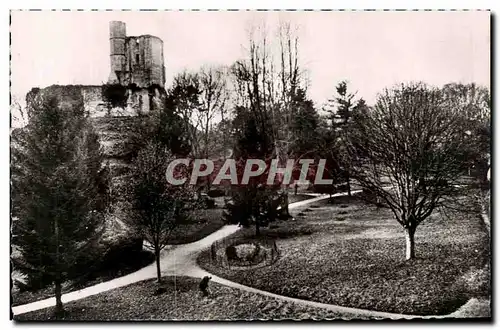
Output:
top-left (325, 81), bottom-right (361, 196)
top-left (224, 106), bottom-right (280, 236)
top-left (290, 88), bottom-right (320, 159)
top-left (11, 96), bottom-right (108, 317)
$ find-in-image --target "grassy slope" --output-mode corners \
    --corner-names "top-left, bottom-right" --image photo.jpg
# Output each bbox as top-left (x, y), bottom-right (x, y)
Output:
top-left (198, 196), bottom-right (490, 316)
top-left (169, 208), bottom-right (225, 244)
top-left (168, 194), bottom-right (316, 244)
top-left (14, 276), bottom-right (368, 321)
top-left (288, 194), bottom-right (316, 204)
top-left (11, 251), bottom-right (155, 307)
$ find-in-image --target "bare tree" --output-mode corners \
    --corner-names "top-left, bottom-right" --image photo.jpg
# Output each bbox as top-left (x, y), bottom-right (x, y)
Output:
top-left (196, 66), bottom-right (229, 159)
top-left (274, 22), bottom-right (302, 214)
top-left (228, 22), bottom-right (311, 224)
top-left (169, 71), bottom-right (203, 157)
top-left (227, 24), bottom-right (281, 235)
top-left (348, 83), bottom-right (474, 260)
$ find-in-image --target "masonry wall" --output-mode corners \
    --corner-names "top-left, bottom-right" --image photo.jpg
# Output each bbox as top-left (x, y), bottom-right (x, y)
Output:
top-left (29, 84), bottom-right (163, 118)
top-left (149, 37), bottom-right (166, 86)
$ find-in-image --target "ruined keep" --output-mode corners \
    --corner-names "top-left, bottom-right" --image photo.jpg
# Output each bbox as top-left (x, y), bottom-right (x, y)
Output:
top-left (28, 21), bottom-right (166, 118)
top-left (108, 21), bottom-right (166, 88)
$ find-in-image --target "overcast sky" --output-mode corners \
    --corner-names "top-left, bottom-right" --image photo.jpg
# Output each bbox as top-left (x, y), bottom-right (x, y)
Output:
top-left (11, 10), bottom-right (490, 108)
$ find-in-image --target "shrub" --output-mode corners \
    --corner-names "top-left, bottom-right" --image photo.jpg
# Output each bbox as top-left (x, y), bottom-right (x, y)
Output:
top-left (203, 197), bottom-right (216, 209)
top-left (244, 244), bottom-right (261, 261)
top-left (234, 243), bottom-right (260, 261)
top-left (207, 189), bottom-right (225, 198)
top-left (226, 245), bottom-right (238, 261)
top-left (72, 238), bottom-right (154, 289)
top-left (102, 84), bottom-right (128, 108)
top-left (310, 184), bottom-right (334, 195)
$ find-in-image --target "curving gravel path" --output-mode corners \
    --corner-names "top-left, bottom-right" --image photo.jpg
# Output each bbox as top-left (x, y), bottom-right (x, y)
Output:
top-left (10, 191), bottom-right (454, 319)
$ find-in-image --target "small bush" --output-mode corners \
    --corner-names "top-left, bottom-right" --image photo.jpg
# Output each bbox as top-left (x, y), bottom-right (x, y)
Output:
top-left (72, 238), bottom-right (153, 288)
top-left (204, 197), bottom-right (216, 209)
top-left (336, 183), bottom-right (349, 192)
top-left (234, 243), bottom-right (260, 261)
top-left (207, 189), bottom-right (225, 198)
top-left (310, 184), bottom-right (334, 195)
top-left (226, 245), bottom-right (238, 261)
top-left (102, 84), bottom-right (128, 108)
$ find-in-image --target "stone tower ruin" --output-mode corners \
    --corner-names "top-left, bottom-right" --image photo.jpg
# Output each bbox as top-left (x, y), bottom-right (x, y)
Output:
top-left (108, 21), bottom-right (166, 88)
top-left (25, 21), bottom-right (169, 227)
top-left (18, 21), bottom-right (172, 257)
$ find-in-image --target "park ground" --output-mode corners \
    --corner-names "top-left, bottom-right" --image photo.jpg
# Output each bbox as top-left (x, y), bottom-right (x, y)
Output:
top-left (15, 276), bottom-right (372, 321)
top-left (12, 205), bottom-right (227, 306)
top-left (199, 194), bottom-right (491, 316)
top-left (13, 192), bottom-right (491, 320)
top-left (11, 193), bottom-right (316, 307)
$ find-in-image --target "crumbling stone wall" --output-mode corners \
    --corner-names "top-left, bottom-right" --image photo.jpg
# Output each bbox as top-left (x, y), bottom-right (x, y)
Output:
top-left (28, 84), bottom-right (163, 117)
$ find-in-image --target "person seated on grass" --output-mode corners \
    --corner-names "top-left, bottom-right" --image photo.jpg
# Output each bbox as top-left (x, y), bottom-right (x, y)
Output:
top-left (199, 276), bottom-right (212, 297)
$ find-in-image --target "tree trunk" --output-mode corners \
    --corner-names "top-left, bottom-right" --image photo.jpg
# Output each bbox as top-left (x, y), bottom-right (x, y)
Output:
top-left (283, 191), bottom-right (290, 216)
top-left (155, 248), bottom-right (162, 283)
top-left (346, 172), bottom-right (351, 197)
top-left (54, 218), bottom-right (64, 318)
top-left (255, 220), bottom-right (260, 236)
top-left (54, 277), bottom-right (64, 318)
top-left (404, 227), bottom-right (416, 260)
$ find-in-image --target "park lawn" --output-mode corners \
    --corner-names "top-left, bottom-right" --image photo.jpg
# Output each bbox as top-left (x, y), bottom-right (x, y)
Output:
top-left (11, 250), bottom-right (155, 307)
top-left (14, 276), bottom-right (368, 321)
top-left (167, 194), bottom-right (316, 244)
top-left (169, 208), bottom-right (226, 244)
top-left (198, 195), bottom-right (490, 316)
top-left (288, 193), bottom-right (316, 204)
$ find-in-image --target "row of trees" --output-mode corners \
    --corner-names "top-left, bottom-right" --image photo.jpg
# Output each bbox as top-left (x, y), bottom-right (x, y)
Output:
top-left (169, 24), bottom-right (490, 263)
